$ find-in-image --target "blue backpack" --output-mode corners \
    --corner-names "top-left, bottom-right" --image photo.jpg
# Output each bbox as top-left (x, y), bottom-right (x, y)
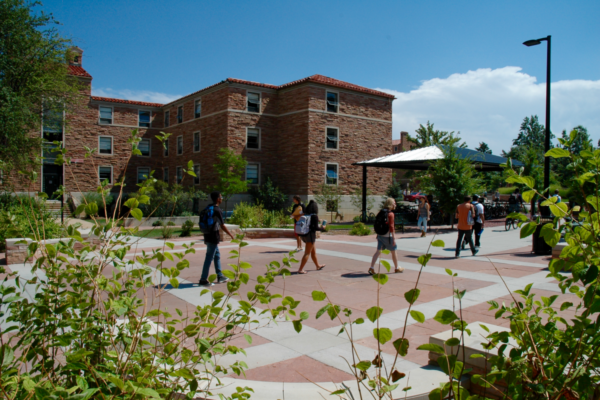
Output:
top-left (199, 205), bottom-right (216, 234)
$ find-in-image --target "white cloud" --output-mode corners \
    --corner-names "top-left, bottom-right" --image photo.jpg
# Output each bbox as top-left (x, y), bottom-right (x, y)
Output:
top-left (376, 67), bottom-right (600, 154)
top-left (92, 87), bottom-right (182, 104)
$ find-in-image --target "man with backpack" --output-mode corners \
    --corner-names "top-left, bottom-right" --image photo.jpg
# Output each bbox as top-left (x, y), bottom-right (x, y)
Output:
top-left (368, 198), bottom-right (404, 275)
top-left (508, 188), bottom-right (524, 214)
top-left (198, 191), bottom-right (235, 287)
top-left (455, 196), bottom-right (479, 258)
top-left (471, 194), bottom-right (485, 248)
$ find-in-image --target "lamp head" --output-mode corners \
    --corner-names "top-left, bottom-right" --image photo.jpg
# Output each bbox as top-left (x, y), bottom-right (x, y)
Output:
top-left (523, 39), bottom-right (542, 47)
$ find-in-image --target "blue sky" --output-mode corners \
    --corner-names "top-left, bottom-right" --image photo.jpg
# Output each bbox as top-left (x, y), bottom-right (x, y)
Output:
top-left (44, 0), bottom-right (600, 153)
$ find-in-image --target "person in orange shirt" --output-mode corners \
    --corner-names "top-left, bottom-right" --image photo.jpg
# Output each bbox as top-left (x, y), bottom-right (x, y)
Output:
top-left (455, 196), bottom-right (479, 258)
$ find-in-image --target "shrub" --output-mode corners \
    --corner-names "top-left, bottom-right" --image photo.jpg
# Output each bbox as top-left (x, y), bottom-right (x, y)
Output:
top-left (249, 176), bottom-right (288, 211)
top-left (152, 219), bottom-right (164, 227)
top-left (349, 222), bottom-right (371, 236)
top-left (180, 220), bottom-right (194, 237)
top-left (81, 191), bottom-right (114, 218)
top-left (135, 180), bottom-right (206, 218)
top-left (229, 202), bottom-right (292, 229)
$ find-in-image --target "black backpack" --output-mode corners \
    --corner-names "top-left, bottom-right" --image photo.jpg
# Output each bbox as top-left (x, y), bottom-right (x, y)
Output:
top-left (374, 209), bottom-right (390, 235)
top-left (199, 205), bottom-right (217, 234)
top-left (508, 194), bottom-right (517, 205)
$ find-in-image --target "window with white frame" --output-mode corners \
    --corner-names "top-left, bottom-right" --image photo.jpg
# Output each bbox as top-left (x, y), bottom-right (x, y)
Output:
top-left (326, 127), bottom-right (338, 149)
top-left (164, 111), bottom-right (170, 127)
top-left (163, 167), bottom-right (169, 183)
top-left (326, 92), bottom-right (338, 113)
top-left (247, 92), bottom-right (260, 113)
top-left (193, 132), bottom-right (200, 152)
top-left (99, 106), bottom-right (113, 124)
top-left (246, 163), bottom-right (259, 185)
top-left (326, 163), bottom-right (338, 185)
top-left (246, 128), bottom-right (260, 149)
top-left (177, 136), bottom-right (183, 155)
top-left (138, 167), bottom-right (150, 183)
top-left (164, 138), bottom-right (169, 156)
top-left (99, 136), bottom-right (113, 155)
top-left (99, 166), bottom-right (112, 184)
top-left (139, 138), bottom-right (151, 156)
top-left (193, 164), bottom-right (200, 184)
top-left (194, 99), bottom-right (201, 118)
top-left (176, 166), bottom-right (183, 184)
top-left (139, 110), bottom-right (151, 128)
top-left (177, 106), bottom-right (183, 124)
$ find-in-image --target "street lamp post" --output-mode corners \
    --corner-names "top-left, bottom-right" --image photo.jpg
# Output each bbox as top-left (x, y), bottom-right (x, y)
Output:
top-left (523, 36), bottom-right (551, 209)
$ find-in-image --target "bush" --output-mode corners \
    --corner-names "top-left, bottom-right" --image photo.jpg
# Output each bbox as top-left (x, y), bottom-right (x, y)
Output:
top-left (152, 219), bottom-right (164, 227)
top-left (349, 222), bottom-right (371, 236)
top-left (180, 220), bottom-right (194, 237)
top-left (135, 180), bottom-right (205, 218)
top-left (81, 192), bottom-right (114, 218)
top-left (249, 177), bottom-right (288, 211)
top-left (229, 202), bottom-right (293, 228)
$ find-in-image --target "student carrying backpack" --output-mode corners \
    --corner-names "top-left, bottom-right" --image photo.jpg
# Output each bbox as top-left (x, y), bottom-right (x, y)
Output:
top-left (374, 209), bottom-right (391, 235)
top-left (199, 205), bottom-right (218, 234)
top-left (368, 198), bottom-right (404, 275)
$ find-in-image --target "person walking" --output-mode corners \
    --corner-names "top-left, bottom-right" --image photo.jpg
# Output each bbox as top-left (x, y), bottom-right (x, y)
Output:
top-left (291, 195), bottom-right (305, 252)
top-left (369, 198), bottom-right (404, 274)
top-left (199, 191), bottom-right (235, 287)
top-left (471, 194), bottom-right (485, 248)
top-left (416, 196), bottom-right (430, 237)
top-left (552, 189), bottom-right (562, 203)
top-left (455, 196), bottom-right (479, 258)
top-left (494, 190), bottom-right (500, 204)
top-left (297, 200), bottom-right (326, 274)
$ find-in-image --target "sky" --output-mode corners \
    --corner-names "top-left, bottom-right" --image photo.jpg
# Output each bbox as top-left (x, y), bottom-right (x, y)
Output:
top-left (42, 0), bottom-right (600, 154)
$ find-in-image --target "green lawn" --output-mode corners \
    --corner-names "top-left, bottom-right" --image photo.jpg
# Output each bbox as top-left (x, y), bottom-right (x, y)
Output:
top-left (133, 228), bottom-right (203, 238)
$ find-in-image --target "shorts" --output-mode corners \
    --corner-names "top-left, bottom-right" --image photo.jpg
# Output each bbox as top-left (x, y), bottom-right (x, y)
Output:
top-left (377, 235), bottom-right (397, 251)
top-left (300, 231), bottom-right (316, 244)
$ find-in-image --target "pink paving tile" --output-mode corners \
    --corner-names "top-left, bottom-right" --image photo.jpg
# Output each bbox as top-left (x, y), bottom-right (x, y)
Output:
top-left (229, 355), bottom-right (355, 383)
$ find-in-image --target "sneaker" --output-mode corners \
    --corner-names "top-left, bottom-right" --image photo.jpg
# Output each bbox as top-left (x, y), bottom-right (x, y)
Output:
top-left (218, 276), bottom-right (229, 284)
top-left (472, 249), bottom-right (479, 256)
top-left (455, 255), bottom-right (460, 259)
top-left (199, 280), bottom-right (214, 287)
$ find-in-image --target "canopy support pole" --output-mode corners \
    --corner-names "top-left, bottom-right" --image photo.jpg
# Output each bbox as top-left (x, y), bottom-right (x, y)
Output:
top-left (362, 165), bottom-right (367, 223)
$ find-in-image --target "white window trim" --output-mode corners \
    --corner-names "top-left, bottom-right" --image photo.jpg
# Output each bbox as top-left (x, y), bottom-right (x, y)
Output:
top-left (194, 98), bottom-right (202, 119)
top-left (138, 109), bottom-right (152, 128)
top-left (325, 162), bottom-right (339, 185)
top-left (247, 91), bottom-right (261, 113)
top-left (163, 138), bottom-right (169, 157)
top-left (98, 135), bottom-right (114, 156)
top-left (177, 105), bottom-right (184, 124)
top-left (98, 165), bottom-right (113, 185)
top-left (98, 105), bottom-right (114, 125)
top-left (139, 138), bottom-right (151, 157)
top-left (326, 90), bottom-right (339, 113)
top-left (193, 131), bottom-right (201, 153)
top-left (193, 164), bottom-right (200, 185)
top-left (164, 111), bottom-right (170, 128)
top-left (246, 162), bottom-right (261, 186)
top-left (324, 126), bottom-right (339, 151)
top-left (163, 167), bottom-right (169, 183)
top-left (245, 127), bottom-right (261, 150)
top-left (137, 167), bottom-right (151, 184)
top-left (177, 135), bottom-right (183, 156)
top-left (176, 166), bottom-right (183, 184)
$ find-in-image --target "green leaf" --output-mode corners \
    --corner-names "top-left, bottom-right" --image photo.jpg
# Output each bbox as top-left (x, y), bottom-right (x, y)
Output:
top-left (300, 311), bottom-right (309, 320)
top-left (445, 338), bottom-right (460, 347)
top-left (380, 259), bottom-right (391, 272)
top-left (373, 327), bottom-right (393, 344)
top-left (130, 207), bottom-right (143, 221)
top-left (434, 309), bottom-right (458, 324)
top-left (244, 334), bottom-right (253, 344)
top-left (124, 198), bottom-right (139, 209)
top-left (312, 291), bottom-right (327, 301)
top-left (404, 288), bottom-right (420, 304)
top-left (354, 361), bottom-right (371, 371)
top-left (372, 273), bottom-right (389, 285)
top-left (84, 202), bottom-right (98, 217)
top-left (545, 148), bottom-right (571, 158)
top-left (417, 253), bottom-right (432, 266)
top-left (393, 338), bottom-right (409, 356)
top-left (522, 190), bottom-right (536, 203)
top-left (169, 278), bottom-right (179, 288)
top-left (560, 302), bottom-right (573, 311)
top-left (520, 222), bottom-right (537, 239)
top-left (431, 240), bottom-right (445, 247)
top-left (410, 310), bottom-right (425, 323)
top-left (292, 320), bottom-right (303, 333)
top-left (366, 306), bottom-right (383, 323)
top-left (239, 261), bottom-right (252, 269)
top-left (550, 202), bottom-right (568, 217)
top-left (416, 343), bottom-right (445, 354)
top-left (222, 270), bottom-right (236, 279)
top-left (445, 268), bottom-right (453, 276)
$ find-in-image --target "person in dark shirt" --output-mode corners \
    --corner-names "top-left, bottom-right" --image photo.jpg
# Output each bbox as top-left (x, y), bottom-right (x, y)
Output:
top-left (199, 191), bottom-right (235, 287)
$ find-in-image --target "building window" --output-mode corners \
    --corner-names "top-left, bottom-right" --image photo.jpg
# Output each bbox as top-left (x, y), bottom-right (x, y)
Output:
top-left (194, 99), bottom-right (201, 118)
top-left (326, 127), bottom-right (338, 149)
top-left (99, 136), bottom-right (113, 155)
top-left (326, 92), bottom-right (338, 113)
top-left (164, 138), bottom-right (169, 156)
top-left (394, 146), bottom-right (398, 152)
top-left (177, 136), bottom-right (183, 155)
top-left (139, 110), bottom-right (151, 128)
top-left (163, 167), bottom-right (169, 183)
top-left (326, 163), bottom-right (338, 185)
top-left (193, 164), bottom-right (200, 185)
top-left (164, 111), bottom-right (170, 127)
top-left (139, 138), bottom-right (151, 157)
top-left (176, 166), bottom-right (183, 184)
top-left (246, 163), bottom-right (259, 185)
top-left (99, 166), bottom-right (112, 184)
top-left (246, 128), bottom-right (260, 149)
top-left (138, 167), bottom-right (150, 183)
top-left (177, 106), bottom-right (183, 124)
top-left (193, 132), bottom-right (200, 152)
top-left (247, 92), bottom-right (260, 113)
top-left (99, 106), bottom-right (113, 124)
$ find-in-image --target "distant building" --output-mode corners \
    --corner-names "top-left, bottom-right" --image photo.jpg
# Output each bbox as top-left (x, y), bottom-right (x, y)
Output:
top-left (391, 131), bottom-right (416, 187)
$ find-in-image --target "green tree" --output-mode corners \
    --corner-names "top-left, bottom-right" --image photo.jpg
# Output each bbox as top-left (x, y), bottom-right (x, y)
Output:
top-left (555, 126), bottom-right (593, 186)
top-left (350, 187), bottom-right (375, 216)
top-left (209, 148), bottom-right (247, 214)
top-left (476, 142), bottom-right (492, 154)
top-left (314, 183), bottom-right (343, 223)
top-left (420, 146), bottom-right (480, 227)
top-left (408, 121), bottom-right (466, 149)
top-left (249, 176), bottom-right (287, 211)
top-left (0, 0), bottom-right (79, 175)
top-left (503, 115), bottom-right (554, 164)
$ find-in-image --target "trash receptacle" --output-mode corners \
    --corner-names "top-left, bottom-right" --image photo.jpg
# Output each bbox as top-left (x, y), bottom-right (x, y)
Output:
top-left (532, 216), bottom-right (553, 255)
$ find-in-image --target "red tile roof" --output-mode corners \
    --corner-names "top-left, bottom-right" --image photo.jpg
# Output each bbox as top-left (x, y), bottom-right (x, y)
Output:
top-left (279, 74), bottom-right (395, 99)
top-left (392, 139), bottom-right (402, 145)
top-left (68, 65), bottom-right (92, 78)
top-left (91, 96), bottom-right (164, 107)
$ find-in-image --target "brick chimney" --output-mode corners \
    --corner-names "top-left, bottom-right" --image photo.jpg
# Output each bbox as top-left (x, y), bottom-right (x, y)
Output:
top-left (400, 131), bottom-right (409, 151)
top-left (69, 46), bottom-right (83, 67)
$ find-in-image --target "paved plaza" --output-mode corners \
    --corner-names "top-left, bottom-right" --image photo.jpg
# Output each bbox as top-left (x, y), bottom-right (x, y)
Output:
top-left (2, 226), bottom-right (578, 399)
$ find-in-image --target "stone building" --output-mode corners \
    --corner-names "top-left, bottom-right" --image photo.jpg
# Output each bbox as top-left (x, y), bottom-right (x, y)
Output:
top-left (4, 49), bottom-right (396, 220)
